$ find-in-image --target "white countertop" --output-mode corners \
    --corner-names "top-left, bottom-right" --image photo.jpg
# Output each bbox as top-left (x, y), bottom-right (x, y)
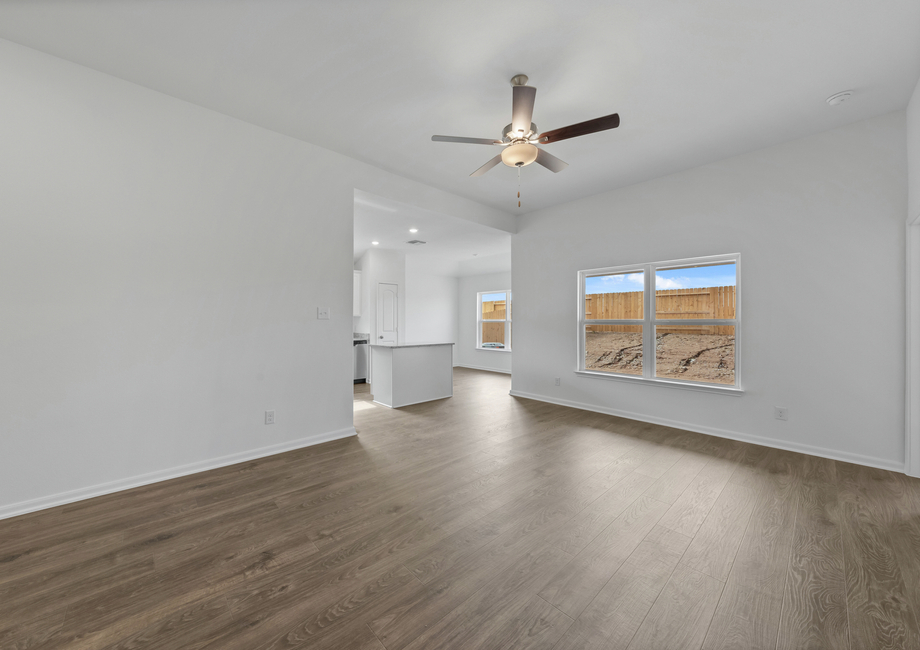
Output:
top-left (369, 342), bottom-right (455, 349)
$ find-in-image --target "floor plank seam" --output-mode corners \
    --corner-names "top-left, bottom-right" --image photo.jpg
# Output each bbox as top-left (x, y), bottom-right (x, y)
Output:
top-left (699, 566), bottom-right (730, 650)
top-left (704, 478), bottom-right (762, 585)
top-left (771, 486), bottom-right (801, 650)
top-left (619, 559), bottom-right (680, 649)
top-left (223, 595), bottom-right (236, 623)
top-left (835, 466), bottom-right (856, 650)
top-left (366, 621), bottom-right (389, 649)
top-left (534, 592), bottom-right (577, 636)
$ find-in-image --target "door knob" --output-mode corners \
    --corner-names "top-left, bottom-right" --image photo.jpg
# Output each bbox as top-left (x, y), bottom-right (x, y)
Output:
top-left (379, 335), bottom-right (383, 339)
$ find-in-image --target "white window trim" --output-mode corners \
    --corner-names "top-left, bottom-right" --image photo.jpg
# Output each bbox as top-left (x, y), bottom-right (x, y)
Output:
top-left (577, 253), bottom-right (742, 394)
top-left (477, 290), bottom-right (512, 352)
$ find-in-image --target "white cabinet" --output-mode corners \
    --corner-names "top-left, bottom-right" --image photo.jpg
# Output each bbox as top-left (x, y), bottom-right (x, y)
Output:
top-left (353, 270), bottom-right (362, 316)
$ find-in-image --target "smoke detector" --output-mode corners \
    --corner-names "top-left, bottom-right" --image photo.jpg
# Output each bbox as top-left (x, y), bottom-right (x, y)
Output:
top-left (406, 240), bottom-right (427, 245)
top-left (826, 91), bottom-right (853, 106)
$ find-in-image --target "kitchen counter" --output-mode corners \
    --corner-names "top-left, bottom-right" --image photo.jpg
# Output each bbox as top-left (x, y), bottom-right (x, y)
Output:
top-left (369, 342), bottom-right (454, 349)
top-left (369, 342), bottom-right (454, 408)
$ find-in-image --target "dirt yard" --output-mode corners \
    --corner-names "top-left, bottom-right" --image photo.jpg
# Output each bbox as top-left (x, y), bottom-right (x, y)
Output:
top-left (585, 331), bottom-right (735, 385)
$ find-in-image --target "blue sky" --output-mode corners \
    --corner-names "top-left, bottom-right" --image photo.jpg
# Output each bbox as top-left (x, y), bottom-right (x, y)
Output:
top-left (585, 263), bottom-right (736, 294)
top-left (481, 292), bottom-right (507, 302)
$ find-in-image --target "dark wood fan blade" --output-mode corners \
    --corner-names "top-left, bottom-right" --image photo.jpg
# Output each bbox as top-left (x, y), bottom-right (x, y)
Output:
top-left (511, 85), bottom-right (537, 136)
top-left (538, 113), bottom-right (619, 144)
top-left (535, 148), bottom-right (568, 173)
top-left (432, 135), bottom-right (502, 145)
top-left (470, 154), bottom-right (503, 177)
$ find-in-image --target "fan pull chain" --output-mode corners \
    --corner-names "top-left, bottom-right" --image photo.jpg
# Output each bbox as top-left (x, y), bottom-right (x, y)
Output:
top-left (517, 167), bottom-right (521, 209)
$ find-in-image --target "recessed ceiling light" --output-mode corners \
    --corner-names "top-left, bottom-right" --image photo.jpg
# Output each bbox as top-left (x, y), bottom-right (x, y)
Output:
top-left (409, 228), bottom-right (418, 233)
top-left (826, 91), bottom-right (853, 106)
top-left (372, 241), bottom-right (379, 245)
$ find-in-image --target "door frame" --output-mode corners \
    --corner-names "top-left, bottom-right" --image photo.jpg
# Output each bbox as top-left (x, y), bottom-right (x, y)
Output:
top-left (907, 221), bottom-right (920, 476)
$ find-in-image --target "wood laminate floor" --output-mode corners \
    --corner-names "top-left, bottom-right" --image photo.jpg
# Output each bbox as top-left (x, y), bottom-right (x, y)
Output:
top-left (3, 368), bottom-right (920, 649)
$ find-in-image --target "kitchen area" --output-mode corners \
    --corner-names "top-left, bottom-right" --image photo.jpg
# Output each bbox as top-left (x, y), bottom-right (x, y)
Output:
top-left (352, 189), bottom-right (511, 408)
top-left (353, 260), bottom-right (455, 408)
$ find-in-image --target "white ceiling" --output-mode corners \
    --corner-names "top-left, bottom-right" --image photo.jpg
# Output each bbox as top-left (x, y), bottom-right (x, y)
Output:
top-left (354, 191), bottom-right (510, 277)
top-left (0, 1), bottom-right (917, 214)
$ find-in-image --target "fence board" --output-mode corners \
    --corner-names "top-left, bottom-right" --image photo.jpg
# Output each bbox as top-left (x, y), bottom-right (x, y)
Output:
top-left (481, 300), bottom-right (507, 345)
top-left (585, 286), bottom-right (735, 335)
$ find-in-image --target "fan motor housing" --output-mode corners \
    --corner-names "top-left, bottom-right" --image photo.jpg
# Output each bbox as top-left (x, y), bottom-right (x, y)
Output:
top-left (502, 122), bottom-right (538, 143)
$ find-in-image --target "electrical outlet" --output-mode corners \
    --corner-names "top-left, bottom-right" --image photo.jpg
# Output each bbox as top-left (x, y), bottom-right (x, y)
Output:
top-left (265, 410), bottom-right (275, 425)
top-left (317, 307), bottom-right (330, 320)
top-left (774, 407), bottom-right (788, 421)
top-left (554, 377), bottom-right (561, 386)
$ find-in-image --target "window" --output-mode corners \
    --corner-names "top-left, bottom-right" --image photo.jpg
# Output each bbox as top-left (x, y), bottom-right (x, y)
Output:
top-left (578, 254), bottom-right (740, 391)
top-left (478, 291), bottom-right (511, 351)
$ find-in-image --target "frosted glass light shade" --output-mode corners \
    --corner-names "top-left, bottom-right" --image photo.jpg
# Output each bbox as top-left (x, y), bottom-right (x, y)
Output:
top-left (501, 143), bottom-right (538, 167)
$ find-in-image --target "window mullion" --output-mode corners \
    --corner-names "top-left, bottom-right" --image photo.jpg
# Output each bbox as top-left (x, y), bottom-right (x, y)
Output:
top-left (645, 264), bottom-right (654, 379)
top-left (654, 319), bottom-right (738, 326)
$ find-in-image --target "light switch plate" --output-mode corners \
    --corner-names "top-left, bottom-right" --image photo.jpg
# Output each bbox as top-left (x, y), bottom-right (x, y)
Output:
top-left (317, 307), bottom-right (330, 320)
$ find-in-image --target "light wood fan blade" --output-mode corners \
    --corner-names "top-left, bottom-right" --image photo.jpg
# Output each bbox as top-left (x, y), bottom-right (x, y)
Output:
top-left (511, 85), bottom-right (537, 135)
top-left (470, 154), bottom-right (503, 177)
top-left (432, 135), bottom-right (502, 145)
top-left (535, 148), bottom-right (568, 173)
top-left (538, 113), bottom-right (619, 144)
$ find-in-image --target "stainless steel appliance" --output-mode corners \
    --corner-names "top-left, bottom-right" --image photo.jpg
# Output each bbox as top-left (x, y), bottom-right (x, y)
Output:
top-left (353, 334), bottom-right (368, 383)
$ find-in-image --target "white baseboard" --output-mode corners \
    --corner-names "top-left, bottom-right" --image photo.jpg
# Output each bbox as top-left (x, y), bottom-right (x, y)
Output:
top-left (0, 426), bottom-right (357, 522)
top-left (456, 364), bottom-right (512, 375)
top-left (509, 390), bottom-right (904, 474)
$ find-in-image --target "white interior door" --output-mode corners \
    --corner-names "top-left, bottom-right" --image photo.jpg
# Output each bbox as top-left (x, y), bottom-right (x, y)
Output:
top-left (377, 283), bottom-right (398, 344)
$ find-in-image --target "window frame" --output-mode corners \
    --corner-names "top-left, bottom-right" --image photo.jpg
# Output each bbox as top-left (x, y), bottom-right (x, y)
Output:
top-left (576, 253), bottom-right (742, 394)
top-left (477, 290), bottom-right (512, 352)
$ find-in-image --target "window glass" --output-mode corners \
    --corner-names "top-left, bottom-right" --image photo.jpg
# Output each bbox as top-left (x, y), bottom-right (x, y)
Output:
top-left (655, 262), bottom-right (736, 320)
top-left (585, 271), bottom-right (644, 320)
top-left (481, 323), bottom-right (506, 349)
top-left (478, 290), bottom-right (511, 351)
top-left (481, 292), bottom-right (507, 320)
top-left (584, 324), bottom-right (643, 376)
top-left (655, 325), bottom-right (735, 385)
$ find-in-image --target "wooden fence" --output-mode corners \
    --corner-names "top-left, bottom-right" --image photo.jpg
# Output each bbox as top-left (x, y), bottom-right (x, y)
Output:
top-left (586, 286), bottom-right (735, 335)
top-left (482, 300), bottom-right (507, 345)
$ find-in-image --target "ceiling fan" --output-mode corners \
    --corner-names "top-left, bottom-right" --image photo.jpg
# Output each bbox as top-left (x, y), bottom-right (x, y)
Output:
top-left (431, 74), bottom-right (620, 178)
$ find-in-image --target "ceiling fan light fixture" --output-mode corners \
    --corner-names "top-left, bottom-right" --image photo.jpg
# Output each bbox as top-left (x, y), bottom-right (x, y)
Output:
top-left (501, 143), bottom-right (538, 168)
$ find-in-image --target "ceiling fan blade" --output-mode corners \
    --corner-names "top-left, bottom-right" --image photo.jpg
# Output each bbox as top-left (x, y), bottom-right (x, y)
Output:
top-left (535, 148), bottom-right (568, 173)
top-left (538, 113), bottom-right (620, 144)
top-left (470, 154), bottom-right (503, 177)
top-left (432, 135), bottom-right (502, 145)
top-left (511, 85), bottom-right (537, 136)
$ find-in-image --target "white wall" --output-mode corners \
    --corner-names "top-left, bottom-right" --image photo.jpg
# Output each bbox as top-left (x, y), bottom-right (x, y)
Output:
top-left (457, 272), bottom-right (513, 374)
top-left (356, 248), bottom-right (406, 345)
top-left (908, 76), bottom-right (920, 223)
top-left (0, 38), bottom-right (513, 518)
top-left (405, 258), bottom-right (459, 365)
top-left (905, 75), bottom-right (920, 476)
top-left (511, 112), bottom-right (908, 470)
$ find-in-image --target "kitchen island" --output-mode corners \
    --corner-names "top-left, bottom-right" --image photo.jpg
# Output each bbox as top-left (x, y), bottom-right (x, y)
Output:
top-left (369, 342), bottom-right (454, 408)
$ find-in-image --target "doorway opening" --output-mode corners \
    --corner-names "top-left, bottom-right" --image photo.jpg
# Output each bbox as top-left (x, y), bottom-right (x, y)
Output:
top-left (352, 189), bottom-right (511, 406)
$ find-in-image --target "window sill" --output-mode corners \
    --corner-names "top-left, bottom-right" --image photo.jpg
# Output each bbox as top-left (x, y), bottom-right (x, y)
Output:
top-left (574, 370), bottom-right (743, 395)
top-left (477, 347), bottom-right (512, 353)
